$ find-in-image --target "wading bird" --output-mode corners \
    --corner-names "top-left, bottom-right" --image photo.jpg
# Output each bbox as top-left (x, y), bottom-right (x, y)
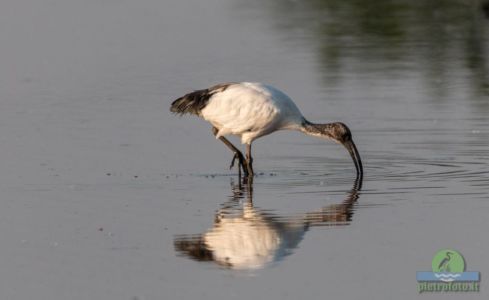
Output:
top-left (171, 82), bottom-right (363, 179)
top-left (438, 252), bottom-right (453, 272)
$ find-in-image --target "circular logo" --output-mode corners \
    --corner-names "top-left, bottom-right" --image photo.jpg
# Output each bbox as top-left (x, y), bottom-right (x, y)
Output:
top-left (432, 249), bottom-right (465, 273)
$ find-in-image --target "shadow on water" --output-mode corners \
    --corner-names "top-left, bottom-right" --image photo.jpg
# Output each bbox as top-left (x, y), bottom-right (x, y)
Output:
top-left (174, 176), bottom-right (362, 270)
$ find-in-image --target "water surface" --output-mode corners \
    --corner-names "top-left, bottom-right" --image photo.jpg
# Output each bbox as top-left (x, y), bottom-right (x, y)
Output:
top-left (0, 0), bottom-right (488, 299)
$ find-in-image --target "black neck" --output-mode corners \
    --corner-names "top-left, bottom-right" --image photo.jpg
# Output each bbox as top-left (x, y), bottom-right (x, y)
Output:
top-left (301, 119), bottom-right (335, 137)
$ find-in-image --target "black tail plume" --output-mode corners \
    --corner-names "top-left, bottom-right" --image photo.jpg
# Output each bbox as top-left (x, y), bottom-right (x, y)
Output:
top-left (170, 83), bottom-right (234, 116)
top-left (170, 89), bottom-right (211, 116)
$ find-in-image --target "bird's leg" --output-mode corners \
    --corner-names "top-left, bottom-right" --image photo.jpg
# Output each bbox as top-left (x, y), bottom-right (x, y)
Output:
top-left (245, 143), bottom-right (254, 177)
top-left (212, 127), bottom-right (248, 176)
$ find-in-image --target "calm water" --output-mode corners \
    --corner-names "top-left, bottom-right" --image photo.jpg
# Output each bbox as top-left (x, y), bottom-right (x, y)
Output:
top-left (0, 0), bottom-right (488, 299)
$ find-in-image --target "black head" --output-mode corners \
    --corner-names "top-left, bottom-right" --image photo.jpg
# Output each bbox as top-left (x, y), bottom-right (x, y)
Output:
top-left (326, 122), bottom-right (353, 144)
top-left (319, 122), bottom-right (363, 181)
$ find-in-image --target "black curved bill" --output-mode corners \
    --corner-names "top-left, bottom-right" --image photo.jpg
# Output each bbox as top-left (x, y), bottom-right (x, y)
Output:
top-left (343, 140), bottom-right (363, 182)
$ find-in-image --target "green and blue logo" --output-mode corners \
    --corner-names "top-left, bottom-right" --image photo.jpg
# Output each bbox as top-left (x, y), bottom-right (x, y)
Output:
top-left (417, 249), bottom-right (480, 293)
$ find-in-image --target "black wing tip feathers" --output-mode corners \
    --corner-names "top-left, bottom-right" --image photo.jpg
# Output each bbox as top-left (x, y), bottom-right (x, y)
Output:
top-left (170, 90), bottom-right (208, 116)
top-left (170, 96), bottom-right (188, 115)
top-left (170, 83), bottom-right (235, 116)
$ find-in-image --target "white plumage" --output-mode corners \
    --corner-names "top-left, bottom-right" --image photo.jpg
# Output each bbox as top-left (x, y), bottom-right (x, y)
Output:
top-left (171, 82), bottom-right (363, 179)
top-left (173, 180), bottom-right (361, 269)
top-left (201, 82), bottom-right (303, 144)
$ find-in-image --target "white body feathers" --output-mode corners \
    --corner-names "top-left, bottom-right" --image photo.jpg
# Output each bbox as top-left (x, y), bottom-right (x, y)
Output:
top-left (200, 82), bottom-right (305, 144)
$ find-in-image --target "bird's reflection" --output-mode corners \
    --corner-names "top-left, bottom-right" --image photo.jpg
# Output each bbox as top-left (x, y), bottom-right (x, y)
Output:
top-left (174, 177), bottom-right (362, 270)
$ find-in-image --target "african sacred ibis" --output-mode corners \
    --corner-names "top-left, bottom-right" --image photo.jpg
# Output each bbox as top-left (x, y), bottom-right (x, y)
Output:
top-left (171, 82), bottom-right (363, 180)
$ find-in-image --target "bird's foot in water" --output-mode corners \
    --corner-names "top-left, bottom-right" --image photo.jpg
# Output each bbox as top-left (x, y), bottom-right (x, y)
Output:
top-left (229, 152), bottom-right (247, 176)
top-left (245, 158), bottom-right (254, 178)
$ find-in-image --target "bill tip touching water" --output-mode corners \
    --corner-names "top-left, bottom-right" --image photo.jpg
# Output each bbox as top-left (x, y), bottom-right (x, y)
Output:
top-left (171, 82), bottom-right (363, 181)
